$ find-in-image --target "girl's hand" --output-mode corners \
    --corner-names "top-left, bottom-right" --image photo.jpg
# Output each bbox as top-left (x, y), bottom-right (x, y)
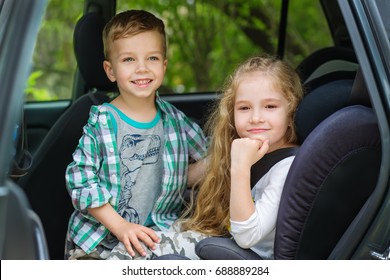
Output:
top-left (230, 138), bottom-right (269, 221)
top-left (231, 138), bottom-right (269, 170)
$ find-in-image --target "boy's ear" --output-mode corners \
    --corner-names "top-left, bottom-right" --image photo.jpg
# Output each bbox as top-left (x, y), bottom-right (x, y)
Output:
top-left (163, 59), bottom-right (168, 73)
top-left (103, 60), bottom-right (116, 82)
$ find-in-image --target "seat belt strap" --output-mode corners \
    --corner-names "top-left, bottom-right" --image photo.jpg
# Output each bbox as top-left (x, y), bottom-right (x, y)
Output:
top-left (250, 147), bottom-right (299, 188)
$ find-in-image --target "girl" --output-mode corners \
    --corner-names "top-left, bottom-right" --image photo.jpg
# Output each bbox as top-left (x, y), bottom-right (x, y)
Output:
top-left (181, 54), bottom-right (303, 259)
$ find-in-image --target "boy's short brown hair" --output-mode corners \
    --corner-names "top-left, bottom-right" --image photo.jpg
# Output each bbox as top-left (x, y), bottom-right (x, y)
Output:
top-left (103, 9), bottom-right (166, 59)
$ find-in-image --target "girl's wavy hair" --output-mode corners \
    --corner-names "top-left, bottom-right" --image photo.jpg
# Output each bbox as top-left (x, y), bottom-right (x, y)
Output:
top-left (180, 54), bottom-right (303, 236)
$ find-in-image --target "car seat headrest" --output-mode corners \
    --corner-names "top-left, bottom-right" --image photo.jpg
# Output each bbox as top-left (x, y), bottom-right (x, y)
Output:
top-left (73, 12), bottom-right (116, 91)
top-left (295, 74), bottom-right (355, 143)
top-left (296, 46), bottom-right (358, 82)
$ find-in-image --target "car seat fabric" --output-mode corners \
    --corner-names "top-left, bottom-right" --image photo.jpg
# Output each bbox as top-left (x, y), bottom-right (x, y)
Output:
top-left (275, 105), bottom-right (381, 259)
top-left (19, 12), bottom-right (115, 259)
top-left (195, 236), bottom-right (263, 260)
top-left (296, 46), bottom-right (358, 83)
top-left (73, 12), bottom-right (115, 91)
top-left (295, 77), bottom-right (354, 143)
top-left (153, 254), bottom-right (192, 260)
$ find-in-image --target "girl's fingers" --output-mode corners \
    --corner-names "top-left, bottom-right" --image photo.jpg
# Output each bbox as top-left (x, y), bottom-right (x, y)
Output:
top-left (258, 139), bottom-right (269, 156)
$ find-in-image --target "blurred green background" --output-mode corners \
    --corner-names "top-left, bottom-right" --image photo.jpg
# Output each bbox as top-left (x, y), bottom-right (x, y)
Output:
top-left (27, 0), bottom-right (331, 101)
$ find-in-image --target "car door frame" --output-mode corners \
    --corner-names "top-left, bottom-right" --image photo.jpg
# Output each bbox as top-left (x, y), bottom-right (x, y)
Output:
top-left (335, 0), bottom-right (390, 260)
top-left (0, 0), bottom-right (49, 259)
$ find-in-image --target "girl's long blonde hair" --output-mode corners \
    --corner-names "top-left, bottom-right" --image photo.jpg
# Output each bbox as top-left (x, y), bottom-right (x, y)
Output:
top-left (180, 54), bottom-right (304, 236)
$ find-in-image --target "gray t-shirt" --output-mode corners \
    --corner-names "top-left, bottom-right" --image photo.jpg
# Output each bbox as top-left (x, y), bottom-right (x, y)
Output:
top-left (105, 103), bottom-right (163, 227)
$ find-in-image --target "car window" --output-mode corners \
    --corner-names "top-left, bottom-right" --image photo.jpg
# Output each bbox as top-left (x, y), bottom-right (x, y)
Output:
top-left (118, 0), bottom-right (332, 94)
top-left (27, 0), bottom-right (83, 102)
top-left (28, 0), bottom-right (333, 101)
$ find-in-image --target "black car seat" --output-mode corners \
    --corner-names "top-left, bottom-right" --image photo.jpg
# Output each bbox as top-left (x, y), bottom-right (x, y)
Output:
top-left (294, 46), bottom-right (358, 141)
top-left (19, 12), bottom-right (116, 260)
top-left (296, 46), bottom-right (358, 83)
top-left (274, 105), bottom-right (380, 259)
top-left (192, 68), bottom-right (381, 260)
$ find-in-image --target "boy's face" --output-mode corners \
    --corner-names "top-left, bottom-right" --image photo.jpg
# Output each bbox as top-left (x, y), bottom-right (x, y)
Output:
top-left (103, 30), bottom-right (167, 100)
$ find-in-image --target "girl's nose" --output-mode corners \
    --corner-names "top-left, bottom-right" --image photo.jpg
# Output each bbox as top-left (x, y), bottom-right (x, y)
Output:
top-left (250, 111), bottom-right (264, 123)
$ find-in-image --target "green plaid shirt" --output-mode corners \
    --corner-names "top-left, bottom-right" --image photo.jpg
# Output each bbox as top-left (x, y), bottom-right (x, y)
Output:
top-left (65, 96), bottom-right (207, 254)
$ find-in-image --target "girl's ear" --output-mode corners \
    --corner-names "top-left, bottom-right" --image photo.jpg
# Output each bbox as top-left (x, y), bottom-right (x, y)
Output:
top-left (103, 60), bottom-right (116, 82)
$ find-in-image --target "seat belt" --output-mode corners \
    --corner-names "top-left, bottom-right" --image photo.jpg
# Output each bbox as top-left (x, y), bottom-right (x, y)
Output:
top-left (250, 147), bottom-right (299, 188)
top-left (10, 109), bottom-right (33, 180)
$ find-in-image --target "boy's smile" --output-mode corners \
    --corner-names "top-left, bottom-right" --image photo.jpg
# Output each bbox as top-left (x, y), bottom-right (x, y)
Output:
top-left (132, 79), bottom-right (153, 87)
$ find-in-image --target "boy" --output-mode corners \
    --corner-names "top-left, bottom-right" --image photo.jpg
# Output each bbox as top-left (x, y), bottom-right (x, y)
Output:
top-left (65, 10), bottom-right (207, 259)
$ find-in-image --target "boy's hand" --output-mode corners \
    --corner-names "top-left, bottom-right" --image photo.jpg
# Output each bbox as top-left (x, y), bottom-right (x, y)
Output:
top-left (113, 221), bottom-right (160, 257)
top-left (88, 204), bottom-right (160, 257)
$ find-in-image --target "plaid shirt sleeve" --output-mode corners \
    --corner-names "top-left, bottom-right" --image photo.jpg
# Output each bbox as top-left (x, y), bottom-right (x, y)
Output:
top-left (65, 105), bottom-right (118, 214)
top-left (182, 111), bottom-right (208, 161)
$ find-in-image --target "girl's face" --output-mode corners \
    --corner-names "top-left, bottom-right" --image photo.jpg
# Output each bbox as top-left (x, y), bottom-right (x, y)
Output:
top-left (103, 30), bottom-right (167, 101)
top-left (233, 72), bottom-right (291, 153)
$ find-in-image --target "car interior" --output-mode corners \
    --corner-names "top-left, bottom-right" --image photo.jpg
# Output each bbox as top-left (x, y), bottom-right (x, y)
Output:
top-left (2, 0), bottom-right (387, 260)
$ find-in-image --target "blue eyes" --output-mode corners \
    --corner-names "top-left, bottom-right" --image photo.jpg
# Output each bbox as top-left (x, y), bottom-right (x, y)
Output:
top-left (122, 56), bottom-right (159, 62)
top-left (123, 57), bottom-right (135, 62)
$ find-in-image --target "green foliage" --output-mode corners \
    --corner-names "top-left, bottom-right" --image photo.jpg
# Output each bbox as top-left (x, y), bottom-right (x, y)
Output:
top-left (28, 0), bottom-right (83, 101)
top-left (119, 0), bottom-right (263, 93)
top-left (25, 71), bottom-right (54, 102)
top-left (28, 0), bottom-right (332, 101)
top-left (117, 0), bottom-right (332, 93)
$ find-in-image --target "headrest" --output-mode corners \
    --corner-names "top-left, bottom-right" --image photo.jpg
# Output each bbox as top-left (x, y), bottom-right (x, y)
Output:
top-left (275, 105), bottom-right (381, 259)
top-left (296, 47), bottom-right (358, 82)
top-left (73, 13), bottom-right (116, 91)
top-left (295, 75), bottom-right (354, 143)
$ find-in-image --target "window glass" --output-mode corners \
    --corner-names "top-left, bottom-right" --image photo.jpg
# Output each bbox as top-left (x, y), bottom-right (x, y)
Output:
top-left (28, 0), bottom-right (333, 101)
top-left (284, 0), bottom-right (333, 65)
top-left (26, 0), bottom-right (83, 102)
top-left (119, 0), bottom-right (332, 94)
top-left (118, 0), bottom-right (269, 94)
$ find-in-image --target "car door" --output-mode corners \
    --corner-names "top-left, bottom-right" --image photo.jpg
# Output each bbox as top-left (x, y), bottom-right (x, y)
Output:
top-left (0, 0), bottom-right (49, 259)
top-left (336, 0), bottom-right (390, 259)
